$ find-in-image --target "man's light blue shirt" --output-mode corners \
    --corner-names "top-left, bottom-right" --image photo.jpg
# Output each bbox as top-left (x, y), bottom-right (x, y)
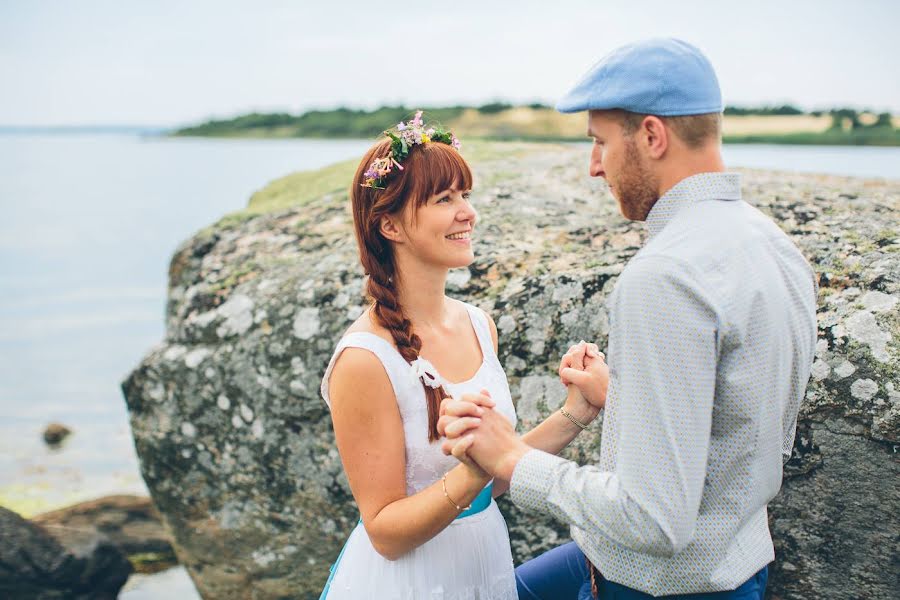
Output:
top-left (510, 172), bottom-right (818, 595)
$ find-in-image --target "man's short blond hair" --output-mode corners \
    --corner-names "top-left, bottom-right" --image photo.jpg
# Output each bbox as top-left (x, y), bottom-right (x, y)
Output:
top-left (616, 110), bottom-right (722, 149)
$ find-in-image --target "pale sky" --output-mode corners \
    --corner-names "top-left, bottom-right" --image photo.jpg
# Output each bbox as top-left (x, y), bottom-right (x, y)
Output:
top-left (1, 0), bottom-right (898, 127)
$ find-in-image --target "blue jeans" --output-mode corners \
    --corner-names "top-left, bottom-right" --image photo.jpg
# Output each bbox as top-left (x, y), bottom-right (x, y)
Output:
top-left (516, 542), bottom-right (769, 600)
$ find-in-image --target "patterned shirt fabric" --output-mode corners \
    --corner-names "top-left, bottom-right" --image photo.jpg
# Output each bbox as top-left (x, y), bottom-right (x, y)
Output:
top-left (510, 172), bottom-right (818, 595)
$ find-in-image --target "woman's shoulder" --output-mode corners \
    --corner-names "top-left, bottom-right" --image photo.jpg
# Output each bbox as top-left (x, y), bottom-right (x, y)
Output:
top-left (450, 298), bottom-right (498, 352)
top-left (327, 329), bottom-right (396, 402)
top-left (326, 308), bottom-right (387, 376)
top-left (342, 305), bottom-right (395, 345)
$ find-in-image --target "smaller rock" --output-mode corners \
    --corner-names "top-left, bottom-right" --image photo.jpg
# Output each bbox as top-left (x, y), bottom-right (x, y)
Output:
top-left (1, 505), bottom-right (133, 598)
top-left (30, 495), bottom-right (176, 574)
top-left (43, 423), bottom-right (72, 446)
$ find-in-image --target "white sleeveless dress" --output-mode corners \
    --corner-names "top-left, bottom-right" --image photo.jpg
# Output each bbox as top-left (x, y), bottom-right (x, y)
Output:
top-left (320, 301), bottom-right (518, 600)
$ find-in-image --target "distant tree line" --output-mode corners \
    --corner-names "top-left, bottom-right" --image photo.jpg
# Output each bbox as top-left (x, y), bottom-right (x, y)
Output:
top-left (825, 108), bottom-right (894, 130)
top-left (724, 105), bottom-right (805, 116)
top-left (174, 103), bottom-right (894, 138)
top-left (723, 105), bottom-right (894, 130)
top-left (177, 106), bottom-right (471, 138)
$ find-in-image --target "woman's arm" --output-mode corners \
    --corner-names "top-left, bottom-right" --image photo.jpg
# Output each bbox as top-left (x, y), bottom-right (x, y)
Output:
top-left (328, 347), bottom-right (491, 561)
top-left (479, 310), bottom-right (605, 497)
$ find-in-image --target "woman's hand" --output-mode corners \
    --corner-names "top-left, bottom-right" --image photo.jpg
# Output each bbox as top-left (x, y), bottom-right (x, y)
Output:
top-left (562, 379), bottom-right (600, 426)
top-left (559, 341), bottom-right (610, 414)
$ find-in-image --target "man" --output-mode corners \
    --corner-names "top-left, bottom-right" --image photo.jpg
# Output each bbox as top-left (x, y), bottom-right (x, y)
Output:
top-left (439, 38), bottom-right (818, 599)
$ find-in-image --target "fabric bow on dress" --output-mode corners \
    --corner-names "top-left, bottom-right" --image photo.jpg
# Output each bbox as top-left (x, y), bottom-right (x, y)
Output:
top-left (409, 357), bottom-right (442, 389)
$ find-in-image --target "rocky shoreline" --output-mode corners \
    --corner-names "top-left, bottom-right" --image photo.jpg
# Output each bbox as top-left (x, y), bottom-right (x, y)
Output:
top-left (92, 142), bottom-right (899, 598)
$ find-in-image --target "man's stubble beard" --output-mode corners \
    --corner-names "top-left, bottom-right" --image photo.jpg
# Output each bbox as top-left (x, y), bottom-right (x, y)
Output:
top-left (613, 137), bottom-right (660, 221)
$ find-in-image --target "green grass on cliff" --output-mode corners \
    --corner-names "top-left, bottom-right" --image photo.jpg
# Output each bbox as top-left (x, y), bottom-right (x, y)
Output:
top-left (211, 141), bottom-right (548, 229)
top-left (246, 158), bottom-right (357, 214)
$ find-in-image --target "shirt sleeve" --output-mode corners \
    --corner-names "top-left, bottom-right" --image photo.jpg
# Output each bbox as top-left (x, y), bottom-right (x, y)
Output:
top-left (510, 255), bottom-right (721, 556)
top-left (781, 270), bottom-right (818, 465)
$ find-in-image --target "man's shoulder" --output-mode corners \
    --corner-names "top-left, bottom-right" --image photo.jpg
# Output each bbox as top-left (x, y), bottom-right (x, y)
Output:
top-left (616, 252), bottom-right (708, 303)
top-left (642, 199), bottom-right (789, 267)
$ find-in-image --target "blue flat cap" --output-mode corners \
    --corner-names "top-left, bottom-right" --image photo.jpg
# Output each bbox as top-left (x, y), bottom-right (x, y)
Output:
top-left (556, 38), bottom-right (722, 116)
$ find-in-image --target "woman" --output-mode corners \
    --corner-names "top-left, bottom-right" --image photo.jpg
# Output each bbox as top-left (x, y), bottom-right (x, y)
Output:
top-left (319, 112), bottom-right (605, 599)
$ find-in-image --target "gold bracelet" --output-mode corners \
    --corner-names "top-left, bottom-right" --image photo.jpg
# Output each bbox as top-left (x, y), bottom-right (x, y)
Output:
top-left (441, 474), bottom-right (471, 512)
top-left (559, 407), bottom-right (589, 430)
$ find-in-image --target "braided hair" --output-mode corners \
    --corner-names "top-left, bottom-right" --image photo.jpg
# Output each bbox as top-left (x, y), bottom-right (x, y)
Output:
top-left (349, 138), bottom-right (474, 441)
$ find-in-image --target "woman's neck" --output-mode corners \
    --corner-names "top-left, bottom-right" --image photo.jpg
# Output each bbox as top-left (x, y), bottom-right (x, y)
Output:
top-left (393, 258), bottom-right (451, 331)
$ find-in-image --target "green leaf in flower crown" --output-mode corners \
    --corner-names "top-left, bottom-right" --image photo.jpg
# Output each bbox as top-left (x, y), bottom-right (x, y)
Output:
top-left (432, 130), bottom-right (451, 144)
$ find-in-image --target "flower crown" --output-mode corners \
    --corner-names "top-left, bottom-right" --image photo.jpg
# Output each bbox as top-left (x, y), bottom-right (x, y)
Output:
top-left (362, 110), bottom-right (461, 189)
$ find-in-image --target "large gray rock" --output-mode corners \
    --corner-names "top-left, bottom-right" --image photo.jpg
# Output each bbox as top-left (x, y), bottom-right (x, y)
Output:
top-left (122, 142), bottom-right (899, 599)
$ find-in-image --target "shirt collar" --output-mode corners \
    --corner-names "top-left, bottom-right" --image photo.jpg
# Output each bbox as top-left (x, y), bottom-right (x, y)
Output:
top-left (645, 172), bottom-right (742, 239)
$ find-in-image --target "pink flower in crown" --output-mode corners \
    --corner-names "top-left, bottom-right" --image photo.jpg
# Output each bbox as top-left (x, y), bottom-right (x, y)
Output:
top-left (361, 155), bottom-right (404, 187)
top-left (397, 121), bottom-right (407, 131)
top-left (402, 128), bottom-right (419, 146)
top-left (451, 134), bottom-right (461, 150)
top-left (410, 110), bottom-right (424, 128)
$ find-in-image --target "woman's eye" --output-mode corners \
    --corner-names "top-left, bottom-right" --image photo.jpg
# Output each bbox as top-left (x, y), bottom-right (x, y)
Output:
top-left (462, 192), bottom-right (471, 200)
top-left (437, 196), bottom-right (450, 203)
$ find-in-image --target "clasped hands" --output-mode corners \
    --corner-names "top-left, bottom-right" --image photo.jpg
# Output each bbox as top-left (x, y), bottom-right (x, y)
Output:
top-left (438, 341), bottom-right (609, 481)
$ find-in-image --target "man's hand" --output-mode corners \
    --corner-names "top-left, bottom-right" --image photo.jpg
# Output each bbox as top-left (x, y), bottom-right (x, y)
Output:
top-left (439, 391), bottom-right (530, 481)
top-left (559, 341), bottom-right (610, 410)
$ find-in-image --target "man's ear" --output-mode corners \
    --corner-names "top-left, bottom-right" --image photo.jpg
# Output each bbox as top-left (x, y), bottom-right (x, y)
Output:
top-left (640, 115), bottom-right (668, 160)
top-left (379, 214), bottom-right (404, 243)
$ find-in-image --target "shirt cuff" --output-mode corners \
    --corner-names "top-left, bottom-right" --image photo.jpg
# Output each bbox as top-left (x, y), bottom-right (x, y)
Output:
top-left (509, 448), bottom-right (569, 513)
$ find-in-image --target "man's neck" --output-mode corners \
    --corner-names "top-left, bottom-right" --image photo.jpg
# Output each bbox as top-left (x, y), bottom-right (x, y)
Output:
top-left (656, 146), bottom-right (726, 199)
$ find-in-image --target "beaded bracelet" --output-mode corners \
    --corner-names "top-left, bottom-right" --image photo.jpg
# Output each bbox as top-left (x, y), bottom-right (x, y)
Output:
top-left (559, 407), bottom-right (590, 430)
top-left (441, 474), bottom-right (471, 512)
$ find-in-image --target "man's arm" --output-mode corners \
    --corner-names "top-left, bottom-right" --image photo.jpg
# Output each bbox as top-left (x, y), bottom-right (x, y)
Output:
top-left (509, 256), bottom-right (720, 556)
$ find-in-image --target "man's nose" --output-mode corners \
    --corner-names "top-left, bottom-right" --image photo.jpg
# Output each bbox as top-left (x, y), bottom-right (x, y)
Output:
top-left (589, 147), bottom-right (605, 178)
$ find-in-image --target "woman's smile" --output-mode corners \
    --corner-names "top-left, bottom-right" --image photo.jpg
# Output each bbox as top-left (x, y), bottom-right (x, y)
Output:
top-left (445, 230), bottom-right (472, 244)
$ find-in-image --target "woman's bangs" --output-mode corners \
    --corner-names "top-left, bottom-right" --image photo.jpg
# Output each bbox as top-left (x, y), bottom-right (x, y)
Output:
top-left (413, 143), bottom-right (474, 205)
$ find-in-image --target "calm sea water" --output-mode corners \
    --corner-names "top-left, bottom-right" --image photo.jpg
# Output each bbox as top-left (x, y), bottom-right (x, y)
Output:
top-left (0, 133), bottom-right (895, 595)
top-left (0, 134), bottom-right (374, 515)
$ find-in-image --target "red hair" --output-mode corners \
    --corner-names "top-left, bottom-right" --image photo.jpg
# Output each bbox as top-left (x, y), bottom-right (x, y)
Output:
top-left (350, 138), bottom-right (474, 441)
